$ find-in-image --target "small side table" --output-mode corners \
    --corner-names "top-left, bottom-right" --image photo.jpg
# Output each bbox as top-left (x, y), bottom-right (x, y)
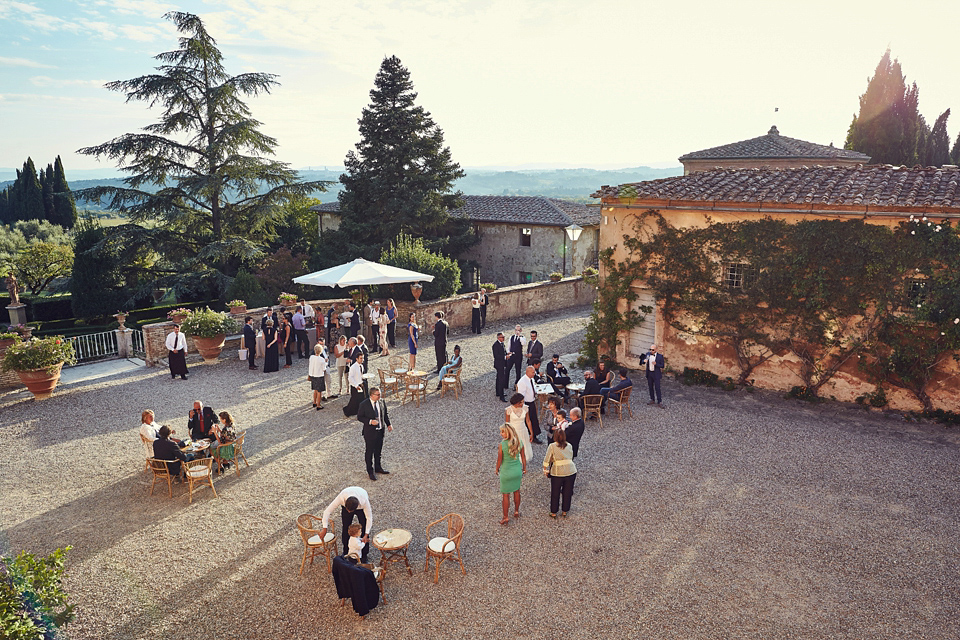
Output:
top-left (372, 528), bottom-right (413, 577)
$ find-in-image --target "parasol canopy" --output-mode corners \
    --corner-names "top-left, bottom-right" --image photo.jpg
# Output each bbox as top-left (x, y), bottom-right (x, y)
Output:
top-left (292, 258), bottom-right (435, 288)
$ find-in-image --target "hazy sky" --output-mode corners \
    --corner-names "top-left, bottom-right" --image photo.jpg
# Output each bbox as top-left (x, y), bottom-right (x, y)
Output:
top-left (2, 0), bottom-right (959, 174)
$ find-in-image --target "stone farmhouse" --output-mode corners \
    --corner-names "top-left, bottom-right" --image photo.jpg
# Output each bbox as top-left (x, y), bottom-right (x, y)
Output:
top-left (592, 164), bottom-right (960, 409)
top-left (679, 126), bottom-right (871, 174)
top-left (311, 196), bottom-right (600, 288)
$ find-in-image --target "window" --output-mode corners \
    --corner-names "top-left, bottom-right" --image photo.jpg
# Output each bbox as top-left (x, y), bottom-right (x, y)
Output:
top-left (520, 228), bottom-right (532, 247)
top-left (518, 271), bottom-right (533, 284)
top-left (722, 262), bottom-right (756, 289)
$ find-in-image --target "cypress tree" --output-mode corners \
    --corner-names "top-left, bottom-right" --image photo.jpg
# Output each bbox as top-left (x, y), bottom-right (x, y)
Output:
top-left (923, 109), bottom-right (951, 167)
top-left (17, 158), bottom-right (45, 222)
top-left (41, 163), bottom-right (55, 221)
top-left (0, 188), bottom-right (8, 224)
top-left (951, 132), bottom-right (960, 166)
top-left (51, 156), bottom-right (77, 228)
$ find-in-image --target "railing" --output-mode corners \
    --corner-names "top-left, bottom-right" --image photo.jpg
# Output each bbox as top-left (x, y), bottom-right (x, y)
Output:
top-left (70, 331), bottom-right (118, 363)
top-left (131, 329), bottom-right (145, 357)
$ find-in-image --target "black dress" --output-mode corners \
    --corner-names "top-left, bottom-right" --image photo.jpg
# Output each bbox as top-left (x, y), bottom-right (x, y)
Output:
top-left (264, 326), bottom-right (280, 373)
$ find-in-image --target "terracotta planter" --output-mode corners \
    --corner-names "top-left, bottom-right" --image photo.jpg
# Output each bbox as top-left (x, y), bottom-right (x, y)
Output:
top-left (230, 306), bottom-right (247, 315)
top-left (550, 276), bottom-right (562, 282)
top-left (0, 338), bottom-right (16, 351)
top-left (17, 362), bottom-right (64, 400)
top-left (410, 283), bottom-right (423, 304)
top-left (170, 313), bottom-right (188, 324)
top-left (193, 334), bottom-right (226, 363)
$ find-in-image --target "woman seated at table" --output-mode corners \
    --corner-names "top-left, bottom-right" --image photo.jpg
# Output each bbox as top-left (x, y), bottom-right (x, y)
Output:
top-left (153, 425), bottom-right (192, 479)
top-left (435, 345), bottom-right (462, 390)
top-left (212, 411), bottom-right (237, 472)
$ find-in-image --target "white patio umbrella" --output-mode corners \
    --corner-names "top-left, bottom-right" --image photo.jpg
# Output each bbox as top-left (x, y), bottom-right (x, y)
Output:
top-left (292, 258), bottom-right (435, 288)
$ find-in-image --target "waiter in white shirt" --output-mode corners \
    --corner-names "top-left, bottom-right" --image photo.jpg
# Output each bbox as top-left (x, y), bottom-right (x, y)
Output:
top-left (342, 352), bottom-right (365, 417)
top-left (165, 324), bottom-right (189, 380)
top-left (516, 365), bottom-right (543, 443)
top-left (319, 486), bottom-right (373, 563)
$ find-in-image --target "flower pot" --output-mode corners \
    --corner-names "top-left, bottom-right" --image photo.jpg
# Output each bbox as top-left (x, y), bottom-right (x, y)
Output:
top-left (0, 338), bottom-right (16, 351)
top-left (17, 362), bottom-right (64, 400)
top-left (193, 335), bottom-right (226, 363)
top-left (170, 314), bottom-right (188, 324)
top-left (550, 276), bottom-right (562, 282)
top-left (410, 282), bottom-right (423, 304)
top-left (230, 306), bottom-right (247, 315)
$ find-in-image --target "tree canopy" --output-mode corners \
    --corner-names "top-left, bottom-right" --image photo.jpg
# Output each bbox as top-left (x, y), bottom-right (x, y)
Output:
top-left (75, 11), bottom-right (330, 299)
top-left (331, 55), bottom-right (474, 262)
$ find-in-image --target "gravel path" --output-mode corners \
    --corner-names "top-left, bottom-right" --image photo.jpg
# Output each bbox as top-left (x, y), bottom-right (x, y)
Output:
top-left (1, 305), bottom-right (959, 639)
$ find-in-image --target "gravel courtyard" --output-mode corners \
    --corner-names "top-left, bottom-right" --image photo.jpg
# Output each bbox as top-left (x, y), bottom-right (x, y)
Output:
top-left (2, 306), bottom-right (959, 639)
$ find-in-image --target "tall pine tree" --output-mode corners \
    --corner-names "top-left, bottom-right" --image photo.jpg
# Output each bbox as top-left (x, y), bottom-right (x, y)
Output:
top-left (335, 55), bottom-right (473, 260)
top-left (844, 49), bottom-right (923, 165)
top-left (51, 156), bottom-right (77, 228)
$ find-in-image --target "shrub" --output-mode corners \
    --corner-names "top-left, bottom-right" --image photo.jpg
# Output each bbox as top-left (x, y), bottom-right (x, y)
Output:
top-left (0, 547), bottom-right (75, 640)
top-left (787, 385), bottom-right (819, 402)
top-left (178, 307), bottom-right (241, 338)
top-left (679, 367), bottom-right (719, 386)
top-left (1, 336), bottom-right (77, 373)
top-left (380, 232), bottom-right (461, 301)
top-left (480, 282), bottom-right (497, 292)
top-left (223, 269), bottom-right (266, 308)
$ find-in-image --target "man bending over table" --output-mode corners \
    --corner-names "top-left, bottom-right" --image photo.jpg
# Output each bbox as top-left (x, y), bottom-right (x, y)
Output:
top-left (319, 486), bottom-right (373, 563)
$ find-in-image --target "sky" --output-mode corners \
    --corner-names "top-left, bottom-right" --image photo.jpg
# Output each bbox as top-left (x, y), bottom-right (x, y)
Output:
top-left (2, 0), bottom-right (960, 176)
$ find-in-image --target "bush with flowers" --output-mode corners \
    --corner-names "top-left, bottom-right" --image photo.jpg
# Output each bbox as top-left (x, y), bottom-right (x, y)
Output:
top-left (1, 336), bottom-right (77, 373)
top-left (278, 292), bottom-right (298, 304)
top-left (167, 307), bottom-right (191, 319)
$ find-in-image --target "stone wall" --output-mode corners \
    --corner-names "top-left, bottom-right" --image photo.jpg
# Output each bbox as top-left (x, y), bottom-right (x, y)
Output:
top-left (143, 279), bottom-right (595, 366)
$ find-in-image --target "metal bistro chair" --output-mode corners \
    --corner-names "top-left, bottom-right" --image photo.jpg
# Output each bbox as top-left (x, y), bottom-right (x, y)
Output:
top-left (424, 513), bottom-right (466, 584)
top-left (582, 394), bottom-right (604, 428)
top-left (608, 386), bottom-right (634, 420)
top-left (297, 514), bottom-right (338, 574)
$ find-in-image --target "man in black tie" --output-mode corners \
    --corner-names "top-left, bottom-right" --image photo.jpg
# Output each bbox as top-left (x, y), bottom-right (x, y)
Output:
top-left (566, 407), bottom-right (584, 458)
top-left (508, 325), bottom-right (525, 388)
top-left (525, 330), bottom-right (543, 366)
top-left (348, 302), bottom-right (360, 339)
top-left (492, 332), bottom-right (508, 401)
top-left (357, 387), bottom-right (393, 481)
top-left (242, 316), bottom-right (257, 370)
top-left (433, 311), bottom-right (449, 373)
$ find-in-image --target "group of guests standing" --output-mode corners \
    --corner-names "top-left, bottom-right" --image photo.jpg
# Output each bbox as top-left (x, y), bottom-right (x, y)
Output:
top-left (243, 301), bottom-right (315, 374)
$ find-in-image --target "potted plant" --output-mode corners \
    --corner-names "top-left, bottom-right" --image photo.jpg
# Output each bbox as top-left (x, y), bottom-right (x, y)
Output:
top-left (278, 292), bottom-right (298, 306)
top-left (168, 307), bottom-right (191, 324)
top-left (178, 307), bottom-right (241, 363)
top-left (549, 272), bottom-right (563, 282)
top-left (410, 282), bottom-right (423, 304)
top-left (480, 283), bottom-right (497, 292)
top-left (228, 299), bottom-right (247, 314)
top-left (1, 335), bottom-right (77, 399)
top-left (0, 331), bottom-right (18, 351)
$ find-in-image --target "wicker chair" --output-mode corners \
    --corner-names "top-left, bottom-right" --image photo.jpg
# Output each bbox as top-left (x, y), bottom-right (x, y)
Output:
top-left (297, 514), bottom-right (338, 574)
top-left (607, 386), bottom-right (633, 419)
top-left (404, 378), bottom-right (426, 407)
top-left (359, 562), bottom-right (387, 604)
top-left (183, 457), bottom-right (218, 503)
top-left (212, 432), bottom-right (249, 474)
top-left (582, 394), bottom-right (603, 427)
top-left (424, 513), bottom-right (466, 584)
top-left (378, 368), bottom-right (400, 395)
top-left (140, 434), bottom-right (152, 471)
top-left (440, 367), bottom-right (462, 399)
top-left (147, 458), bottom-right (177, 498)
top-left (388, 355), bottom-right (406, 375)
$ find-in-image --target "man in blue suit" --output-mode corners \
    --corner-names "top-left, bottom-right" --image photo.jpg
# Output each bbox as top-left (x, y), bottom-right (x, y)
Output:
top-left (640, 344), bottom-right (665, 406)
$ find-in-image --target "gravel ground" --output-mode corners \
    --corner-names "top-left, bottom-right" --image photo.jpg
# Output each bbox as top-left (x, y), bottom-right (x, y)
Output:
top-left (2, 305), bottom-right (959, 639)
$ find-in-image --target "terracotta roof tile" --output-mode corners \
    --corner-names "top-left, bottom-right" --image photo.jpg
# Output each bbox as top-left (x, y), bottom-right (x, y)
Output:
top-left (591, 165), bottom-right (960, 211)
top-left (678, 126), bottom-right (871, 163)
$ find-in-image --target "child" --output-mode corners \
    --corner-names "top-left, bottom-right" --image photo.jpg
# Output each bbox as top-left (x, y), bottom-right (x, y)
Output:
top-left (346, 523), bottom-right (364, 561)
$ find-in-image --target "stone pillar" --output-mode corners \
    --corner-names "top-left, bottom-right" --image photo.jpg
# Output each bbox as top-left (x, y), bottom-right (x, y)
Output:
top-left (116, 328), bottom-right (133, 358)
top-left (6, 304), bottom-right (27, 327)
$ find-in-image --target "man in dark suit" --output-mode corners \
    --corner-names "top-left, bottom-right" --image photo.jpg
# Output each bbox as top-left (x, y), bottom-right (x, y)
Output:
top-left (348, 302), bottom-right (360, 339)
top-left (357, 387), bottom-right (393, 481)
top-left (433, 311), bottom-right (448, 373)
top-left (579, 370), bottom-right (603, 416)
top-left (566, 407), bottom-right (584, 458)
top-left (508, 325), bottom-right (525, 388)
top-left (153, 425), bottom-right (191, 478)
top-left (601, 368), bottom-right (633, 412)
top-left (639, 344), bottom-right (665, 406)
top-left (243, 316), bottom-right (257, 370)
top-left (493, 332), bottom-right (508, 401)
top-left (546, 354), bottom-right (571, 398)
top-left (525, 330), bottom-right (543, 366)
top-left (325, 303), bottom-right (337, 345)
top-left (479, 290), bottom-right (489, 329)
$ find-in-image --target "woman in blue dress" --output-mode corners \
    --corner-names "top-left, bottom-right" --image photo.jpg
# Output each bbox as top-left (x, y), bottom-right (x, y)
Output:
top-left (407, 312), bottom-right (419, 371)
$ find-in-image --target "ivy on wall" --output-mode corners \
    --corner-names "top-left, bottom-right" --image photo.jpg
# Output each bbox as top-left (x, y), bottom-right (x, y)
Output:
top-left (582, 209), bottom-right (960, 409)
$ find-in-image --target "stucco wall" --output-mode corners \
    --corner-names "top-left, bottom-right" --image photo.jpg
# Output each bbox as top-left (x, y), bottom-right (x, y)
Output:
top-left (459, 223), bottom-right (599, 287)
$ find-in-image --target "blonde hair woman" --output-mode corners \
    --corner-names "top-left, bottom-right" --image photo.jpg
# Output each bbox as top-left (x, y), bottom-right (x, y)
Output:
top-left (378, 311), bottom-right (390, 357)
top-left (495, 423), bottom-right (526, 525)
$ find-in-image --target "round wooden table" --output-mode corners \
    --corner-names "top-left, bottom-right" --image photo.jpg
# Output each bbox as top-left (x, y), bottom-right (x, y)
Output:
top-left (566, 382), bottom-right (586, 406)
top-left (372, 528), bottom-right (413, 576)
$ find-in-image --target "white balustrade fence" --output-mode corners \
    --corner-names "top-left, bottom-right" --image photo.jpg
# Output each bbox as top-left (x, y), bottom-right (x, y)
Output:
top-left (70, 331), bottom-right (118, 362)
top-left (131, 329), bottom-right (145, 357)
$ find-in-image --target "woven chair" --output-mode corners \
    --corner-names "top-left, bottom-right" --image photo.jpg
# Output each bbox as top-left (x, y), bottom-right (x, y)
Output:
top-left (388, 355), bottom-right (406, 375)
top-left (378, 368), bottom-right (400, 395)
top-left (359, 562), bottom-right (387, 604)
top-left (183, 457), bottom-right (218, 503)
top-left (607, 386), bottom-right (633, 419)
top-left (404, 378), bottom-right (426, 407)
top-left (147, 458), bottom-right (177, 498)
top-left (582, 394), bottom-right (603, 427)
top-left (440, 367), bottom-right (462, 399)
top-left (297, 514), bottom-right (338, 574)
top-left (213, 432), bottom-right (249, 474)
top-left (424, 513), bottom-right (465, 584)
top-left (140, 434), bottom-right (152, 471)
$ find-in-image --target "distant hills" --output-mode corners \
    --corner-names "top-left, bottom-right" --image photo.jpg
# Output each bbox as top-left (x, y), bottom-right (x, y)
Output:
top-left (0, 165), bottom-right (682, 211)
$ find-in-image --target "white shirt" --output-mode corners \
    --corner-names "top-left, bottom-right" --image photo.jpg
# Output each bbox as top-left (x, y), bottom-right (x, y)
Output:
top-left (165, 331), bottom-right (187, 351)
top-left (347, 536), bottom-right (365, 559)
top-left (370, 308), bottom-right (381, 325)
top-left (348, 361), bottom-right (364, 388)
top-left (321, 486), bottom-right (372, 533)
top-left (648, 353), bottom-right (657, 371)
top-left (308, 353), bottom-right (328, 377)
top-left (516, 374), bottom-right (536, 403)
top-left (302, 303), bottom-right (316, 319)
top-left (140, 422), bottom-right (158, 457)
top-left (339, 311), bottom-right (352, 327)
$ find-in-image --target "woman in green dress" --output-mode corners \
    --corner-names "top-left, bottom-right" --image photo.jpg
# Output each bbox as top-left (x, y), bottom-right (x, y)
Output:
top-left (495, 424), bottom-right (526, 525)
